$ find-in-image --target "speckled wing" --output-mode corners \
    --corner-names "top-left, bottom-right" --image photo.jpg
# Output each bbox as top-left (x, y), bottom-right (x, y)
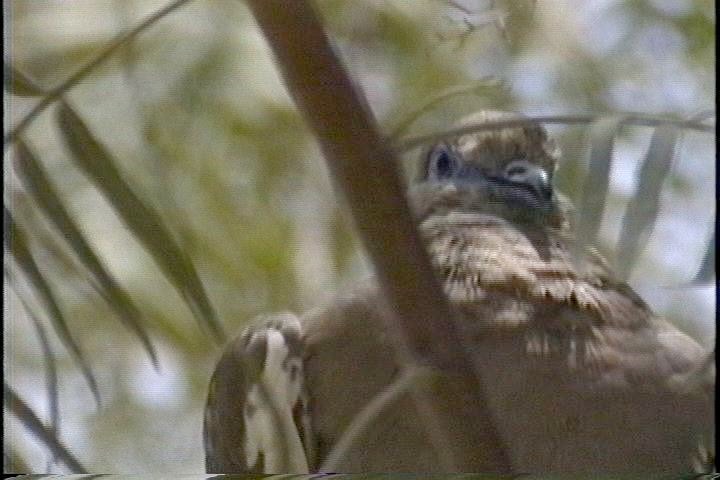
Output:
top-left (203, 313), bottom-right (313, 473)
top-left (298, 212), bottom-right (714, 473)
top-left (421, 210), bottom-right (714, 472)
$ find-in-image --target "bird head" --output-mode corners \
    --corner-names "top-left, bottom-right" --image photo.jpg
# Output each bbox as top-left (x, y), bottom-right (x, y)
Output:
top-left (409, 111), bottom-right (571, 229)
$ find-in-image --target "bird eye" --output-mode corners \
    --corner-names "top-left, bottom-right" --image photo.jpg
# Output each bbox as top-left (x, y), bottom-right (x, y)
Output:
top-left (427, 145), bottom-right (459, 180)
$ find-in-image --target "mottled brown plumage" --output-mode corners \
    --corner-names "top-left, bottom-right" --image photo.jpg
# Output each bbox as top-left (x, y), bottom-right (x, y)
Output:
top-left (204, 111), bottom-right (714, 473)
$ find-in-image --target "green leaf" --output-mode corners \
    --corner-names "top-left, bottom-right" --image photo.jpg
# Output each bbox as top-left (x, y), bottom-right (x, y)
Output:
top-left (23, 295), bottom-right (59, 445)
top-left (575, 115), bottom-right (625, 253)
top-left (616, 124), bottom-right (678, 280)
top-left (14, 140), bottom-right (159, 368)
top-left (4, 207), bottom-right (100, 405)
top-left (56, 102), bottom-right (225, 342)
top-left (5, 271), bottom-right (61, 470)
top-left (4, 383), bottom-right (88, 473)
top-left (3, 62), bottom-right (46, 97)
top-left (692, 229), bottom-right (715, 285)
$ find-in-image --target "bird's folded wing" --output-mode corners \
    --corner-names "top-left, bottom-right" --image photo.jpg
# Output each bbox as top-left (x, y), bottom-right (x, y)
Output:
top-left (204, 313), bottom-right (312, 473)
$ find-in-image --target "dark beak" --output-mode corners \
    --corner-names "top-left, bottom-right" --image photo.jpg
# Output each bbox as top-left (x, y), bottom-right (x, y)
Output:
top-left (511, 163), bottom-right (552, 203)
top-left (454, 161), bottom-right (554, 213)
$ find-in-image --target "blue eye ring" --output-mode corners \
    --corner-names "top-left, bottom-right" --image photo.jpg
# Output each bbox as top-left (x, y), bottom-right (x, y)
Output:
top-left (426, 144), bottom-right (459, 180)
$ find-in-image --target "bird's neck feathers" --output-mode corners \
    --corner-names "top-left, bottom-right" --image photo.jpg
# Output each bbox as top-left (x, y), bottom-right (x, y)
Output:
top-left (416, 203), bottom-right (652, 330)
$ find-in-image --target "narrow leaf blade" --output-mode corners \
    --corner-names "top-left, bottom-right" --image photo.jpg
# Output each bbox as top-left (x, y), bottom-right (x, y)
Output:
top-left (575, 115), bottom-right (625, 252)
top-left (4, 383), bottom-right (87, 473)
top-left (3, 62), bottom-right (46, 97)
top-left (5, 268), bottom-right (61, 468)
top-left (692, 229), bottom-right (715, 285)
top-left (616, 124), bottom-right (678, 280)
top-left (56, 102), bottom-right (224, 342)
top-left (14, 140), bottom-right (159, 368)
top-left (4, 206), bottom-right (100, 405)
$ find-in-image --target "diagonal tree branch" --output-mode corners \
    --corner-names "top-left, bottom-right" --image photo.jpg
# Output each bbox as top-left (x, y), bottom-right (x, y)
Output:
top-left (244, 0), bottom-right (511, 472)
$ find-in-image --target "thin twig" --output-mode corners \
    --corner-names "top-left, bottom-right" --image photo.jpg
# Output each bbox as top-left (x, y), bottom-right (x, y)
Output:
top-left (389, 78), bottom-right (504, 140)
top-left (320, 366), bottom-right (438, 472)
top-left (396, 113), bottom-right (715, 152)
top-left (3, 0), bottom-right (195, 149)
